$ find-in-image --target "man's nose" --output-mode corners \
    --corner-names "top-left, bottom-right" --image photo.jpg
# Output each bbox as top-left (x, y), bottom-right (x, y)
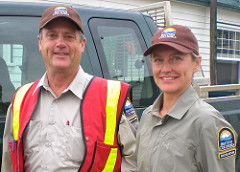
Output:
top-left (56, 36), bottom-right (67, 48)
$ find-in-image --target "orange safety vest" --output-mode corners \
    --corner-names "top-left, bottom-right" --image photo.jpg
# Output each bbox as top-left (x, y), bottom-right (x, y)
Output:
top-left (9, 77), bottom-right (130, 172)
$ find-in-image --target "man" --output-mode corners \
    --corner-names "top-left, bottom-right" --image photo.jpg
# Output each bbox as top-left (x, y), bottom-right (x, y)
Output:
top-left (2, 5), bottom-right (138, 172)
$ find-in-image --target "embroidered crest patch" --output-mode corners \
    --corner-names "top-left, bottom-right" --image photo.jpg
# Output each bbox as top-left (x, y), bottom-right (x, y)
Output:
top-left (159, 28), bottom-right (177, 39)
top-left (218, 127), bottom-right (236, 151)
top-left (123, 100), bottom-right (138, 123)
top-left (53, 7), bottom-right (69, 16)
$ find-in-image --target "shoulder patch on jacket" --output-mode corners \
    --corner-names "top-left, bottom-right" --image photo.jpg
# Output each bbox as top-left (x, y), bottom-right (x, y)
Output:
top-left (218, 127), bottom-right (236, 152)
top-left (123, 99), bottom-right (138, 123)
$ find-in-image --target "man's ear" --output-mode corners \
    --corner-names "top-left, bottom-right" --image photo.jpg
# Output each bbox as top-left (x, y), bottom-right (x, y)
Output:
top-left (80, 38), bottom-right (86, 54)
top-left (37, 35), bottom-right (42, 52)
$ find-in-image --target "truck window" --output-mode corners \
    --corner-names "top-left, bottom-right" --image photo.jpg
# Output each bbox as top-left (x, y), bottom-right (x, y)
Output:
top-left (89, 18), bottom-right (159, 107)
top-left (0, 16), bottom-right (44, 117)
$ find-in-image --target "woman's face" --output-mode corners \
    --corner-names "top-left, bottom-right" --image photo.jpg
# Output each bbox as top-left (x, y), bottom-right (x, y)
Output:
top-left (151, 45), bottom-right (201, 97)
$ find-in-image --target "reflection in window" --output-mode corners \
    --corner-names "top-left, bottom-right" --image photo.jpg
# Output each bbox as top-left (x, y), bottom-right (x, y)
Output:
top-left (99, 26), bottom-right (144, 82)
top-left (0, 16), bottom-right (44, 117)
top-left (1, 44), bottom-right (23, 89)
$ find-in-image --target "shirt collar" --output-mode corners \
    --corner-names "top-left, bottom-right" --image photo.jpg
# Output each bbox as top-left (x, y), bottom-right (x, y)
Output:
top-left (151, 94), bottom-right (163, 118)
top-left (68, 66), bottom-right (93, 99)
top-left (35, 66), bottom-right (92, 99)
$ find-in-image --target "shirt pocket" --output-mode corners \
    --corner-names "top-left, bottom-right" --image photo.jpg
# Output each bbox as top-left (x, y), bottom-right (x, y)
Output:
top-left (23, 120), bottom-right (42, 155)
top-left (63, 125), bottom-right (84, 163)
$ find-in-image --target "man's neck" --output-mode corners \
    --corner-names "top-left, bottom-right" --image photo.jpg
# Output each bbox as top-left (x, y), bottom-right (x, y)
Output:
top-left (47, 68), bottom-right (78, 97)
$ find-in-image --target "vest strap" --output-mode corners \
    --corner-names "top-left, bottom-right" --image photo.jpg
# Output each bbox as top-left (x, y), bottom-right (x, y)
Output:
top-left (12, 82), bottom-right (34, 140)
top-left (104, 80), bottom-right (121, 145)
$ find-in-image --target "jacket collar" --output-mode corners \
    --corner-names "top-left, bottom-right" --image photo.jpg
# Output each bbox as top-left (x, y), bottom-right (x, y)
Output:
top-left (150, 85), bottom-right (199, 120)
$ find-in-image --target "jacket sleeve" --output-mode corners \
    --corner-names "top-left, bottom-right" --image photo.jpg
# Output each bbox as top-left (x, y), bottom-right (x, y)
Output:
top-left (195, 112), bottom-right (238, 172)
top-left (118, 99), bottom-right (138, 172)
top-left (1, 104), bottom-right (13, 172)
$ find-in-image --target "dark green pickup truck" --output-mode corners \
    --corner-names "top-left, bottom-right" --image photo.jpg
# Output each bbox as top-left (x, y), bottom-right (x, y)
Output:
top-left (0, 1), bottom-right (239, 171)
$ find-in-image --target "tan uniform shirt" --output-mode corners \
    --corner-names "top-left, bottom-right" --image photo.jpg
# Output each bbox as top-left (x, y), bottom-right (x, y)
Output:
top-left (136, 85), bottom-right (238, 172)
top-left (2, 66), bottom-right (138, 172)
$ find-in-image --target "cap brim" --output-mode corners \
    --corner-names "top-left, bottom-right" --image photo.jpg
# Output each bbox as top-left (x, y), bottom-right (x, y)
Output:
top-left (143, 42), bottom-right (192, 56)
top-left (39, 16), bottom-right (84, 33)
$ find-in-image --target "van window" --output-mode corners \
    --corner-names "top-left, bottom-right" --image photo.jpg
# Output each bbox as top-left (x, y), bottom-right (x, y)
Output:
top-left (89, 18), bottom-right (159, 107)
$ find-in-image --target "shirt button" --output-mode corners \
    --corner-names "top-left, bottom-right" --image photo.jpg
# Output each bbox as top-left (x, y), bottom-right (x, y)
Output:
top-left (41, 165), bottom-right (48, 169)
top-left (46, 142), bottom-right (52, 147)
top-left (86, 137), bottom-right (90, 141)
top-left (49, 121), bottom-right (56, 125)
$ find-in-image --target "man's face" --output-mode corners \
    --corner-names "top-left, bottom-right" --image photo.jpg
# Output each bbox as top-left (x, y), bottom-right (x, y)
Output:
top-left (38, 18), bottom-right (86, 74)
top-left (151, 45), bottom-right (201, 97)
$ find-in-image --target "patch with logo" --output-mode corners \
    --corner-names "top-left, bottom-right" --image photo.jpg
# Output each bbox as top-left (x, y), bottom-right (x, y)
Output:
top-left (123, 100), bottom-right (138, 123)
top-left (53, 7), bottom-right (69, 16)
top-left (218, 127), bottom-right (236, 151)
top-left (218, 148), bottom-right (236, 160)
top-left (159, 28), bottom-right (177, 39)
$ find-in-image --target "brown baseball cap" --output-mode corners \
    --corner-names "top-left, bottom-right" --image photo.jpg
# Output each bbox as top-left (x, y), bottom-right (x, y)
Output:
top-left (143, 25), bottom-right (198, 56)
top-left (39, 6), bottom-right (84, 33)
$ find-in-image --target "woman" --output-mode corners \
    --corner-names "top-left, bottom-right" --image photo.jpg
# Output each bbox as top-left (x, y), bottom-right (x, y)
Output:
top-left (136, 25), bottom-right (237, 172)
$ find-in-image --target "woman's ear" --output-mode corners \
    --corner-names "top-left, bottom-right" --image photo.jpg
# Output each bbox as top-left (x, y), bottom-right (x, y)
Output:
top-left (194, 55), bottom-right (202, 73)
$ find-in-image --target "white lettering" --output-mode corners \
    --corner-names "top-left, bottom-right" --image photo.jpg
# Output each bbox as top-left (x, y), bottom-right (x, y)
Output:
top-left (220, 150), bottom-right (235, 158)
top-left (159, 33), bottom-right (176, 39)
top-left (53, 11), bottom-right (69, 16)
top-left (220, 143), bottom-right (234, 150)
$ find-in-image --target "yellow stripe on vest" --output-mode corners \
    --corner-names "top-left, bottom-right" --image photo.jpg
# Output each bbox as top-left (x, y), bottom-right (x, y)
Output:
top-left (104, 80), bottom-right (120, 145)
top-left (102, 148), bottom-right (118, 172)
top-left (12, 82), bottom-right (34, 140)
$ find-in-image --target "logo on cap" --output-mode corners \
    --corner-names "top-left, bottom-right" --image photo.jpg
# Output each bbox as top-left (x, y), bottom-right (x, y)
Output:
top-left (159, 28), bottom-right (176, 39)
top-left (53, 7), bottom-right (69, 16)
